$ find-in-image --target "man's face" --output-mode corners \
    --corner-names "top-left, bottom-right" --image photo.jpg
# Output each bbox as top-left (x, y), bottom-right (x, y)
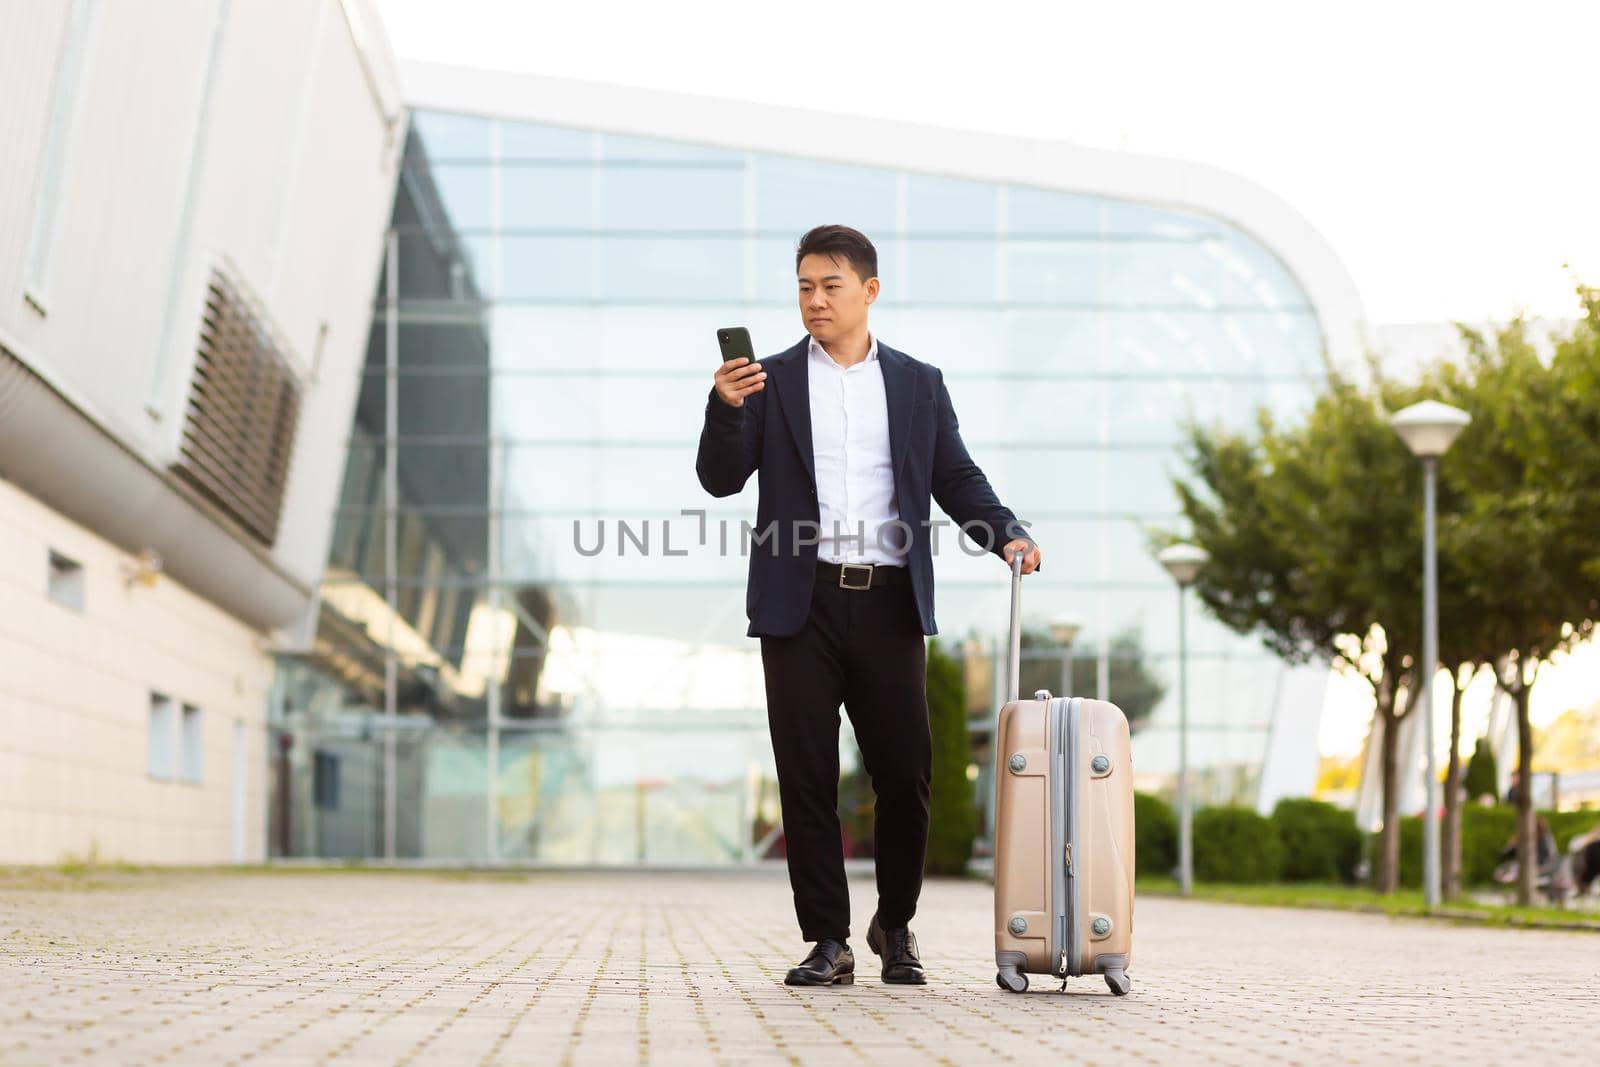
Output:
top-left (798, 253), bottom-right (878, 343)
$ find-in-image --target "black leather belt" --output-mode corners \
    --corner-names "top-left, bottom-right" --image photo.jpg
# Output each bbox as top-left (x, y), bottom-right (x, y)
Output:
top-left (817, 561), bottom-right (910, 590)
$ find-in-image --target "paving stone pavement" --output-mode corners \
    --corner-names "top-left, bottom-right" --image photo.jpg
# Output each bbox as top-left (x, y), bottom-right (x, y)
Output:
top-left (0, 867), bottom-right (1594, 1066)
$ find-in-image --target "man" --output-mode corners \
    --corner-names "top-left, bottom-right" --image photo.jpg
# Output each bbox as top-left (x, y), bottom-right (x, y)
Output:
top-left (695, 224), bottom-right (1040, 988)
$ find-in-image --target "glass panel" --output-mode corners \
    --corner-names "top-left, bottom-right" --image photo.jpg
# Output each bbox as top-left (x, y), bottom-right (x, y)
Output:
top-left (867, 307), bottom-right (1006, 372)
top-left (1103, 449), bottom-right (1185, 515)
top-left (754, 156), bottom-right (898, 235)
top-left (502, 441), bottom-right (752, 514)
top-left (426, 164), bottom-right (493, 230)
top-left (500, 165), bottom-right (592, 230)
top-left (753, 236), bottom-right (804, 302)
top-left (1006, 186), bottom-right (1101, 234)
top-left (498, 121), bottom-right (590, 160)
top-left (499, 236), bottom-right (594, 301)
top-left (494, 725), bottom-right (774, 863)
top-left (412, 110), bottom-right (491, 159)
top-left (1005, 241), bottom-right (1100, 305)
top-left (602, 165), bottom-right (744, 231)
top-left (1102, 199), bottom-right (1225, 240)
top-left (1217, 231), bottom-right (1311, 310)
top-left (928, 375), bottom-right (1105, 445)
top-left (906, 238), bottom-right (997, 303)
top-left (602, 132), bottom-right (743, 164)
top-left (1001, 312), bottom-right (1102, 373)
top-left (487, 305), bottom-right (802, 370)
top-left (393, 317), bottom-right (494, 370)
top-left (494, 368), bottom-right (719, 440)
top-left (1102, 377), bottom-right (1262, 444)
top-left (907, 175), bottom-right (995, 234)
top-left (599, 236), bottom-right (743, 301)
top-left (393, 443), bottom-right (490, 512)
top-left (394, 229), bottom-right (489, 300)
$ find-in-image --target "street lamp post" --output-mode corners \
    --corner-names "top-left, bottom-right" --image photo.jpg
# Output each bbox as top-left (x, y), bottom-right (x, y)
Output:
top-left (1158, 542), bottom-right (1209, 896)
top-left (1390, 399), bottom-right (1471, 909)
top-left (1049, 617), bottom-right (1083, 698)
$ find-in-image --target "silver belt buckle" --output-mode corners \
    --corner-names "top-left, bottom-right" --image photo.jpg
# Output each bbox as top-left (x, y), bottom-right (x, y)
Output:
top-left (838, 563), bottom-right (874, 590)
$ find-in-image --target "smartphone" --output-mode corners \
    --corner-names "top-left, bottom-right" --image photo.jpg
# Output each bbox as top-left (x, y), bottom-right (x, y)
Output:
top-left (717, 326), bottom-right (756, 367)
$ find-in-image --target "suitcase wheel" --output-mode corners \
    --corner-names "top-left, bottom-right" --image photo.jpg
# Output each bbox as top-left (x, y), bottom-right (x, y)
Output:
top-left (1104, 970), bottom-right (1131, 997)
top-left (996, 969), bottom-right (1028, 994)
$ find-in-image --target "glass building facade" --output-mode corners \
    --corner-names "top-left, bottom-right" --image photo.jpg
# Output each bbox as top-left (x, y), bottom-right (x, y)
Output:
top-left (268, 106), bottom-right (1329, 863)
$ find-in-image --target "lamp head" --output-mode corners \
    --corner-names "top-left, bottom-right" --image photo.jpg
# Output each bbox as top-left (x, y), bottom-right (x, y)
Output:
top-left (1049, 617), bottom-right (1083, 646)
top-left (1157, 542), bottom-right (1209, 587)
top-left (1389, 399), bottom-right (1471, 458)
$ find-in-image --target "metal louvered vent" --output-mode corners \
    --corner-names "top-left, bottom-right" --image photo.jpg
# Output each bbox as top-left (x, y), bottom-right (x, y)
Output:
top-left (171, 270), bottom-right (302, 547)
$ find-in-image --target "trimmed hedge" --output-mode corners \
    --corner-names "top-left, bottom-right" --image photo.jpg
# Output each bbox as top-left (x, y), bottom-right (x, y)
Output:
top-left (1193, 806), bottom-right (1282, 884)
top-left (1134, 791), bottom-right (1177, 878)
top-left (924, 640), bottom-right (977, 876)
top-left (1271, 798), bottom-right (1362, 883)
top-left (1396, 805), bottom-right (1600, 889)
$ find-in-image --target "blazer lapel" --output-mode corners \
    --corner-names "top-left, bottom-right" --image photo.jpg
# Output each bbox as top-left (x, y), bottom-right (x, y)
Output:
top-left (769, 338), bottom-right (816, 487)
top-left (878, 342), bottom-right (915, 482)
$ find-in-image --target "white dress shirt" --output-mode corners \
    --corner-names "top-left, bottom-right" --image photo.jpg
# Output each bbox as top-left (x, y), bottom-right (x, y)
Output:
top-left (807, 332), bottom-right (907, 566)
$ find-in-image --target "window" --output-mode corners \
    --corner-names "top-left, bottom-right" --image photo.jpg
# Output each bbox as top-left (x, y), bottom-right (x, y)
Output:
top-left (148, 694), bottom-right (176, 780)
top-left (180, 704), bottom-right (203, 784)
top-left (47, 550), bottom-right (84, 610)
top-left (313, 751), bottom-right (340, 810)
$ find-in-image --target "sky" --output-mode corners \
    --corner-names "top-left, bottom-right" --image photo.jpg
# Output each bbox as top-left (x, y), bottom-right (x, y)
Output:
top-left (372, 0), bottom-right (1600, 329)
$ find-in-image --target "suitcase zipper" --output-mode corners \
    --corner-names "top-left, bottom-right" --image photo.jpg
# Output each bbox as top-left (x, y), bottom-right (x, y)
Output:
top-left (1067, 698), bottom-right (1080, 977)
top-left (1054, 698), bottom-right (1081, 978)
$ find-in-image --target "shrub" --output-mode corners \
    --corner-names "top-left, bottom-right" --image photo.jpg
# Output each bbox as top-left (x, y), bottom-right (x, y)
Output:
top-left (1192, 806), bottom-right (1282, 884)
top-left (1458, 805), bottom-right (1517, 886)
top-left (1134, 791), bottom-right (1177, 878)
top-left (1271, 798), bottom-right (1362, 883)
top-left (924, 640), bottom-right (977, 876)
top-left (1393, 806), bottom-right (1600, 889)
top-left (1462, 740), bottom-right (1498, 803)
top-left (1546, 810), bottom-right (1600, 852)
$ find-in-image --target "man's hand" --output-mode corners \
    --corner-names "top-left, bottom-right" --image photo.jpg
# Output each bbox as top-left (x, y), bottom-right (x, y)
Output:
top-left (714, 357), bottom-right (766, 408)
top-left (1004, 539), bottom-right (1041, 575)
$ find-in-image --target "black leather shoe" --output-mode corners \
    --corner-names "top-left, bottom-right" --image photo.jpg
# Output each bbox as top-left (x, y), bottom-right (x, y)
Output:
top-left (784, 938), bottom-right (855, 986)
top-left (866, 913), bottom-right (926, 984)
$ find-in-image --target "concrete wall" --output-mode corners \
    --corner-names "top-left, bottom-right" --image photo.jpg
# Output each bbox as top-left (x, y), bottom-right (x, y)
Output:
top-left (0, 0), bottom-right (405, 626)
top-left (0, 477), bottom-right (273, 864)
top-left (0, 0), bottom-right (404, 863)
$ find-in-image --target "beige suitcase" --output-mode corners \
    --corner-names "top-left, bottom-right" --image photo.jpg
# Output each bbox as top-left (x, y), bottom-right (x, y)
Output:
top-left (993, 554), bottom-right (1135, 995)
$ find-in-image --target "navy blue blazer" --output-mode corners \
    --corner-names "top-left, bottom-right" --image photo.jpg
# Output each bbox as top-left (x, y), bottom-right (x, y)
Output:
top-left (696, 336), bottom-right (1034, 638)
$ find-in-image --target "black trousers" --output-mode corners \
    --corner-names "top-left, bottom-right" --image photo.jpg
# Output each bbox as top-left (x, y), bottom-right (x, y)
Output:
top-left (759, 569), bottom-right (931, 943)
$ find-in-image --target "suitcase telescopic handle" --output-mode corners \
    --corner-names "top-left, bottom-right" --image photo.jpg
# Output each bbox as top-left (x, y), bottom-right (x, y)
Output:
top-left (1006, 549), bottom-right (1023, 704)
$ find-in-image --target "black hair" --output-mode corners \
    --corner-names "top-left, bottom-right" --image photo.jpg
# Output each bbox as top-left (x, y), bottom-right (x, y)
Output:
top-left (794, 224), bottom-right (878, 283)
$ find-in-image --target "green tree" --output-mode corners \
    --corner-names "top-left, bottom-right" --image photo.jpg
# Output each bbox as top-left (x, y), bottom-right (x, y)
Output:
top-left (1437, 309), bottom-right (1600, 904)
top-left (924, 639), bottom-right (977, 876)
top-left (1169, 378), bottom-right (1426, 892)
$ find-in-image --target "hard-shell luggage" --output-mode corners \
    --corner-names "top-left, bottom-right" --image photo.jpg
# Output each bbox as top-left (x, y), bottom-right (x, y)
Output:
top-left (992, 554), bottom-right (1135, 995)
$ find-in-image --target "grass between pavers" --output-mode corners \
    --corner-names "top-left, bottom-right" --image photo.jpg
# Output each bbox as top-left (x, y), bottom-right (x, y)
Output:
top-left (1136, 877), bottom-right (1600, 931)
